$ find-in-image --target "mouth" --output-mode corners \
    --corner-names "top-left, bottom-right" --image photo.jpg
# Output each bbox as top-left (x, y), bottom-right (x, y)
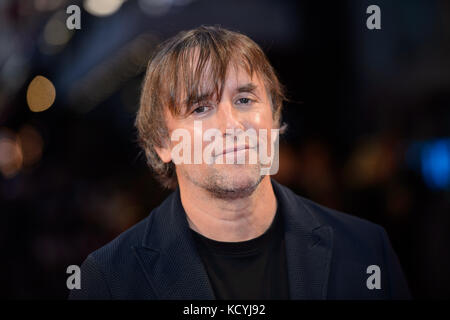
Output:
top-left (214, 145), bottom-right (253, 158)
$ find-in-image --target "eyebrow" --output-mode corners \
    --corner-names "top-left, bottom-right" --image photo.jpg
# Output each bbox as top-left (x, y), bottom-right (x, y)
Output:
top-left (236, 83), bottom-right (258, 94)
top-left (192, 83), bottom-right (258, 102)
top-left (182, 82), bottom-right (259, 114)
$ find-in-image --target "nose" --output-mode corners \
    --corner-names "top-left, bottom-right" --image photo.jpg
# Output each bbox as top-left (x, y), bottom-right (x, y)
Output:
top-left (216, 99), bottom-right (245, 135)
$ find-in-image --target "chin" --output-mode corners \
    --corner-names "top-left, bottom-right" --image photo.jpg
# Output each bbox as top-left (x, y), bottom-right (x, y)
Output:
top-left (215, 162), bottom-right (260, 180)
top-left (204, 165), bottom-right (263, 199)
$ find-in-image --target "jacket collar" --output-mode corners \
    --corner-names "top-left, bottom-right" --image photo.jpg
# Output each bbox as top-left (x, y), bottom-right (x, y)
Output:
top-left (133, 178), bottom-right (333, 299)
top-left (272, 179), bottom-right (334, 299)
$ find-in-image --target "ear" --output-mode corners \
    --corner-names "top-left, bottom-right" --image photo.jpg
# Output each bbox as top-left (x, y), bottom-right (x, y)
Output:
top-left (154, 143), bottom-right (172, 163)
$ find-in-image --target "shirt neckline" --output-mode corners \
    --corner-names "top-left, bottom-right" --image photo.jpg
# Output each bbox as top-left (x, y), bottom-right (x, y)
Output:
top-left (190, 207), bottom-right (281, 256)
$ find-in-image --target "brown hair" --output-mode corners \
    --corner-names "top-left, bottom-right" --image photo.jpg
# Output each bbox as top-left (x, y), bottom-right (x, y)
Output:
top-left (135, 25), bottom-right (286, 189)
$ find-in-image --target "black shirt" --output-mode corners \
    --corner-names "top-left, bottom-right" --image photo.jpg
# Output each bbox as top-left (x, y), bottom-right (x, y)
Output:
top-left (190, 208), bottom-right (290, 300)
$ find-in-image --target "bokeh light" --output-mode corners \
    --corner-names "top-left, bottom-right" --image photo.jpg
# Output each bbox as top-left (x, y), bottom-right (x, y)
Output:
top-left (26, 75), bottom-right (56, 112)
top-left (33, 0), bottom-right (64, 12)
top-left (138, 0), bottom-right (173, 16)
top-left (43, 14), bottom-right (72, 46)
top-left (18, 125), bottom-right (44, 167)
top-left (83, 0), bottom-right (125, 17)
top-left (39, 10), bottom-right (74, 55)
top-left (0, 128), bottom-right (23, 178)
top-left (421, 139), bottom-right (450, 190)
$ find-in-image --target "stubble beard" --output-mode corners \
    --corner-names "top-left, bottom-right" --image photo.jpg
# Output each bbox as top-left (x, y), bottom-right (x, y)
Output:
top-left (180, 163), bottom-right (264, 200)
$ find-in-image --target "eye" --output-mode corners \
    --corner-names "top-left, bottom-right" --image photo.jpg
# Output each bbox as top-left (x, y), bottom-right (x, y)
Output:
top-left (192, 105), bottom-right (212, 115)
top-left (236, 97), bottom-right (253, 105)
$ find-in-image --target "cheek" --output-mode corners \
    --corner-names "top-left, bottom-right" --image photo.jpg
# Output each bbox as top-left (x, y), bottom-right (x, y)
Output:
top-left (250, 105), bottom-right (274, 129)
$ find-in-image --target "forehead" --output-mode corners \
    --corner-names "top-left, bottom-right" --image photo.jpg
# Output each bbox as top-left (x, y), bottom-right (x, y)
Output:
top-left (195, 63), bottom-right (265, 99)
top-left (181, 52), bottom-right (265, 101)
top-left (223, 64), bottom-right (264, 89)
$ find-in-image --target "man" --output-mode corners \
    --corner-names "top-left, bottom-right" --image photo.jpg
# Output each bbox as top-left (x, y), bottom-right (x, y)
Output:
top-left (69, 26), bottom-right (411, 300)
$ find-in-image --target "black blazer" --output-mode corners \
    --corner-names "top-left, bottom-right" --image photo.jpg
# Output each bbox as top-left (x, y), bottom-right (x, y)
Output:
top-left (69, 179), bottom-right (411, 299)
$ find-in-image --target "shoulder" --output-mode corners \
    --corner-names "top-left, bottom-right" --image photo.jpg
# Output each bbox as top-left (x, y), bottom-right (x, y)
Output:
top-left (276, 180), bottom-right (385, 234)
top-left (299, 194), bottom-right (385, 242)
top-left (274, 180), bottom-right (387, 253)
top-left (70, 190), bottom-right (180, 299)
top-left (276, 183), bottom-right (413, 298)
top-left (85, 189), bottom-right (175, 267)
top-left (87, 215), bottom-right (150, 267)
top-left (70, 191), bottom-right (174, 300)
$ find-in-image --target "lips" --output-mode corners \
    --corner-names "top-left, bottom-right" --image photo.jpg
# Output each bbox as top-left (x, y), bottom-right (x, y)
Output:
top-left (214, 144), bottom-right (252, 157)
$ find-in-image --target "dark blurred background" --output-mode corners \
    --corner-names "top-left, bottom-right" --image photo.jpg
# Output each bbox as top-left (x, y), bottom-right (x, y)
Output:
top-left (1, 0), bottom-right (449, 299)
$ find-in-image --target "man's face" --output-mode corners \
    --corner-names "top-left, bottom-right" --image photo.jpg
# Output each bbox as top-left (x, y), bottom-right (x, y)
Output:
top-left (156, 64), bottom-right (276, 198)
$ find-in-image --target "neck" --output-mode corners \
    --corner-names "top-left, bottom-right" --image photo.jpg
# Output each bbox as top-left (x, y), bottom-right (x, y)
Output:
top-left (178, 176), bottom-right (277, 242)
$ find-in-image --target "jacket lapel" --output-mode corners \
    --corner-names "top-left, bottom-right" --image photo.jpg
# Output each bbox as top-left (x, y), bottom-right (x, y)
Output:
top-left (272, 179), bottom-right (334, 299)
top-left (133, 188), bottom-right (215, 299)
top-left (134, 179), bottom-right (333, 300)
